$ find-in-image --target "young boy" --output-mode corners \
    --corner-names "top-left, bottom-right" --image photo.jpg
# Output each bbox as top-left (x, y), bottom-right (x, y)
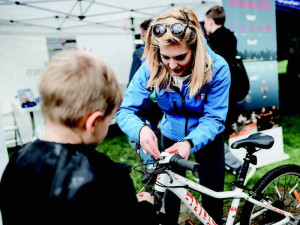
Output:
top-left (0, 50), bottom-right (158, 225)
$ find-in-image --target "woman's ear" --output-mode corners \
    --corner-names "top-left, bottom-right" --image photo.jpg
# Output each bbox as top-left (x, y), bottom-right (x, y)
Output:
top-left (85, 111), bottom-right (104, 134)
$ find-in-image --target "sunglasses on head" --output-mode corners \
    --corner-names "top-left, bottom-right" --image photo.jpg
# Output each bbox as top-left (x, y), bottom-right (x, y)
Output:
top-left (152, 10), bottom-right (190, 38)
top-left (152, 23), bottom-right (189, 37)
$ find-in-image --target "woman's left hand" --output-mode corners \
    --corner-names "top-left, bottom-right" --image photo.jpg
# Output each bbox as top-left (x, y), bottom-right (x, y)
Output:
top-left (165, 141), bottom-right (191, 160)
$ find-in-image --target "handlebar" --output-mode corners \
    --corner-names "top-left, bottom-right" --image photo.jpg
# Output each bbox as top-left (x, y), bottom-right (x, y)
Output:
top-left (157, 152), bottom-right (200, 172)
top-left (133, 142), bottom-right (200, 178)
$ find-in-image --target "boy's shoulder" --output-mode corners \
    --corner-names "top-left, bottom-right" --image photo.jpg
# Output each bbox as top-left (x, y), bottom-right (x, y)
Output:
top-left (11, 140), bottom-right (127, 173)
top-left (6, 140), bottom-right (132, 193)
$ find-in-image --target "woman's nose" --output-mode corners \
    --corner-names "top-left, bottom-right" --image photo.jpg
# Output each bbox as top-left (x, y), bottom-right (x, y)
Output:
top-left (169, 59), bottom-right (178, 69)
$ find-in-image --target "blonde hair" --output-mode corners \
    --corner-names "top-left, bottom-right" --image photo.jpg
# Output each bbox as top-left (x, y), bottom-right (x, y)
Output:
top-left (38, 50), bottom-right (123, 127)
top-left (143, 6), bottom-right (212, 97)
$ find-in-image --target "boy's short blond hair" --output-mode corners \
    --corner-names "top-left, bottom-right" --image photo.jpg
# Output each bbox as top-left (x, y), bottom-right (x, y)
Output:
top-left (38, 50), bottom-right (123, 127)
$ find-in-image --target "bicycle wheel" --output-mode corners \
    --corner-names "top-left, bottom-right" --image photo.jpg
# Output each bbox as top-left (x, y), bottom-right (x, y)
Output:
top-left (240, 164), bottom-right (300, 225)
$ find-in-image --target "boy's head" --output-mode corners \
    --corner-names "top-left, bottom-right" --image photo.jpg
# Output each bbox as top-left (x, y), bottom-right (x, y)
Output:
top-left (39, 50), bottom-right (123, 138)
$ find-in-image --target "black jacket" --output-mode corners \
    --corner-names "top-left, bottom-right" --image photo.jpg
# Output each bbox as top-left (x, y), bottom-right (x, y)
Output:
top-left (0, 140), bottom-right (158, 225)
top-left (207, 26), bottom-right (237, 65)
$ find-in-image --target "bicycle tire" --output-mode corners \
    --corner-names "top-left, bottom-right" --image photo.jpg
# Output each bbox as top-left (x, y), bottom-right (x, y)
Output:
top-left (240, 164), bottom-right (300, 225)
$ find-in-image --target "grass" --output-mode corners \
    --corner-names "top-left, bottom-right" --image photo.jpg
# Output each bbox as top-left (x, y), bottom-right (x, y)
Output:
top-left (278, 60), bottom-right (288, 74)
top-left (96, 114), bottom-right (300, 224)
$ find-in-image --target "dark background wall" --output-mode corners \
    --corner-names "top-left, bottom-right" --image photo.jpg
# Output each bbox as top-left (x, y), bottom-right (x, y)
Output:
top-left (276, 2), bottom-right (300, 116)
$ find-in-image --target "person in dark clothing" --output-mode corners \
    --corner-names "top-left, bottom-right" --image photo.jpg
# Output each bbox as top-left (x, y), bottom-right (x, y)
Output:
top-left (128, 19), bottom-right (153, 85)
top-left (204, 6), bottom-right (237, 65)
top-left (204, 6), bottom-right (243, 174)
top-left (0, 50), bottom-right (158, 225)
top-left (204, 5), bottom-right (239, 138)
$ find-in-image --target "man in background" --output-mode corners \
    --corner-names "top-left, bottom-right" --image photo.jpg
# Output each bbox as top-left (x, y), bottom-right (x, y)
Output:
top-left (204, 6), bottom-right (243, 174)
top-left (204, 6), bottom-right (237, 67)
top-left (128, 19), bottom-right (152, 84)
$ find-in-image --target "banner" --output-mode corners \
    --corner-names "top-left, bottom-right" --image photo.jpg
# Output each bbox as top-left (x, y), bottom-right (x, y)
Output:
top-left (223, 0), bottom-right (289, 167)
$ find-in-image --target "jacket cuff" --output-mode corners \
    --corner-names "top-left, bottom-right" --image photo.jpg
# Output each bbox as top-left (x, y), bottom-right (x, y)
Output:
top-left (179, 139), bottom-right (194, 149)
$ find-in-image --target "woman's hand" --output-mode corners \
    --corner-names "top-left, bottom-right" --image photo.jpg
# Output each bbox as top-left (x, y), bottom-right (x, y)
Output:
top-left (165, 141), bottom-right (191, 160)
top-left (139, 126), bottom-right (160, 159)
top-left (136, 192), bottom-right (154, 204)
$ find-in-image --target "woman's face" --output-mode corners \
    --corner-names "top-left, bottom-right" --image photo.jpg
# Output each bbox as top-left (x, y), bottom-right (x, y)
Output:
top-left (159, 41), bottom-right (192, 77)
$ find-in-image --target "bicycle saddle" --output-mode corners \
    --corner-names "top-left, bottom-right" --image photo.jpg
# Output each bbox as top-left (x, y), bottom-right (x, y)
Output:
top-left (231, 132), bottom-right (274, 150)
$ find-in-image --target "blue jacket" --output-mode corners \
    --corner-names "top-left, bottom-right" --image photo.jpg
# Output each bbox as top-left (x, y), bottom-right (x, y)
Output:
top-left (116, 46), bottom-right (230, 154)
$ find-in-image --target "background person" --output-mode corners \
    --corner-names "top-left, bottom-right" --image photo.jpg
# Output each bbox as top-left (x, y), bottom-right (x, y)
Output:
top-left (116, 6), bottom-right (230, 225)
top-left (128, 19), bottom-right (163, 183)
top-left (204, 6), bottom-right (237, 66)
top-left (0, 50), bottom-right (158, 225)
top-left (204, 5), bottom-right (238, 138)
top-left (128, 19), bottom-right (153, 84)
top-left (204, 5), bottom-right (245, 174)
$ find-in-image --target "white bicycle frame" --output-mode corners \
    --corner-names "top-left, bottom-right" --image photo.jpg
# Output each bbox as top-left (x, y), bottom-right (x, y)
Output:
top-left (154, 169), bottom-right (294, 225)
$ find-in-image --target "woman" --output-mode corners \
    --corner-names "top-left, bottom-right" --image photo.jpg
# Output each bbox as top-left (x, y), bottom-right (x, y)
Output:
top-left (116, 6), bottom-right (230, 225)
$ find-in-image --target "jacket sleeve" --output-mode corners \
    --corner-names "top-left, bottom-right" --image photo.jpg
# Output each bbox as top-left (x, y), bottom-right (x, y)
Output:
top-left (111, 163), bottom-right (159, 225)
top-left (186, 54), bottom-right (231, 154)
top-left (116, 63), bottom-right (153, 141)
top-left (137, 201), bottom-right (159, 225)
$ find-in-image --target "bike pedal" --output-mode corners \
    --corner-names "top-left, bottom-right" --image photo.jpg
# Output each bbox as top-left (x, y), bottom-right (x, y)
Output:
top-left (185, 219), bottom-right (195, 225)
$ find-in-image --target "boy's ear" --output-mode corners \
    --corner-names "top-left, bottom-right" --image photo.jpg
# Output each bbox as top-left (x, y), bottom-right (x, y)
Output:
top-left (85, 111), bottom-right (104, 134)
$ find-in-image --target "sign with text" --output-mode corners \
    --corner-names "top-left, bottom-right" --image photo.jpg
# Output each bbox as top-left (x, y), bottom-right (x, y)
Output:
top-left (223, 0), bottom-right (288, 167)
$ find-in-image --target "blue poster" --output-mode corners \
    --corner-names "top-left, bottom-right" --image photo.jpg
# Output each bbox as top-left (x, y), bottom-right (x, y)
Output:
top-left (223, 0), bottom-right (279, 110)
top-left (239, 61), bottom-right (279, 110)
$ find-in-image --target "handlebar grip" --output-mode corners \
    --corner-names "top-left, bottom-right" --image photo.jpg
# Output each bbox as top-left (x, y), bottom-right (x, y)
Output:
top-left (169, 154), bottom-right (200, 172)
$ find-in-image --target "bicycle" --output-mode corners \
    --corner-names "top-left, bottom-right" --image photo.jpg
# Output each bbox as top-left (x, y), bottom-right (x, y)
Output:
top-left (134, 132), bottom-right (300, 225)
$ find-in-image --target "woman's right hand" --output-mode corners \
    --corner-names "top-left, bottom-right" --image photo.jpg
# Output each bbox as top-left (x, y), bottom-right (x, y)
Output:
top-left (139, 126), bottom-right (160, 159)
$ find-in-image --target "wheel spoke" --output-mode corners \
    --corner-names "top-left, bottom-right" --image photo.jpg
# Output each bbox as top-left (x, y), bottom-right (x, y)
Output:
top-left (274, 185), bottom-right (282, 199)
top-left (288, 183), bottom-right (298, 194)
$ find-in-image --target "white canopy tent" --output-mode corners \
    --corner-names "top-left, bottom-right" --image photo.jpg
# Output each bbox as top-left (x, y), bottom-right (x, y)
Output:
top-left (0, 0), bottom-right (221, 35)
top-left (0, 0), bottom-right (221, 145)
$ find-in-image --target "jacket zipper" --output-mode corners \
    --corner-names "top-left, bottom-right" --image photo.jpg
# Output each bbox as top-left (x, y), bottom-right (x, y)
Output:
top-left (174, 87), bottom-right (189, 136)
top-left (182, 92), bottom-right (189, 136)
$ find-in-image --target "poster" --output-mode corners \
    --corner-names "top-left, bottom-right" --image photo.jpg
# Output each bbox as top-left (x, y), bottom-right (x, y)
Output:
top-left (223, 0), bottom-right (289, 167)
top-left (46, 37), bottom-right (77, 60)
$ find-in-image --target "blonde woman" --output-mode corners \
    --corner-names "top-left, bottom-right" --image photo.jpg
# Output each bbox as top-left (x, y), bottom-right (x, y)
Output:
top-left (116, 6), bottom-right (230, 224)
